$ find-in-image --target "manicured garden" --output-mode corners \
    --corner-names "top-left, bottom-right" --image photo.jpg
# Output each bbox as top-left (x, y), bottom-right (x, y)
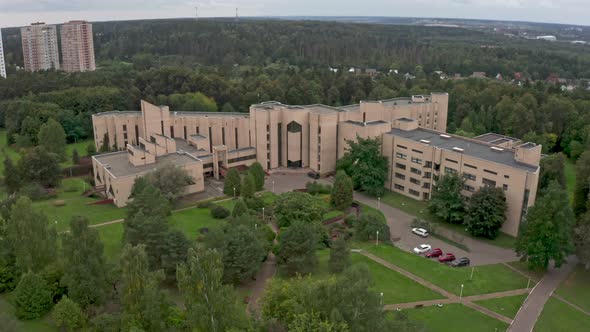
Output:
top-left (555, 265), bottom-right (590, 313)
top-left (358, 243), bottom-right (528, 296)
top-left (535, 297), bottom-right (590, 332)
top-left (398, 303), bottom-right (509, 332)
top-left (473, 293), bottom-right (528, 319)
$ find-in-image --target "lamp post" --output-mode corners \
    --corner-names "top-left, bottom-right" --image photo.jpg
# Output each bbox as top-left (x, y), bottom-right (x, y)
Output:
top-left (380, 292), bottom-right (384, 306)
top-left (233, 187), bottom-right (236, 199)
top-left (376, 230), bottom-right (379, 246)
top-left (272, 180), bottom-right (275, 193)
top-left (378, 197), bottom-right (381, 209)
top-left (460, 284), bottom-right (464, 301)
top-left (262, 207), bottom-right (265, 221)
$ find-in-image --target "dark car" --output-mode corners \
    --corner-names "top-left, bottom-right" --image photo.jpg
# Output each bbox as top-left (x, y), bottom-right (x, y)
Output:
top-left (450, 257), bottom-right (470, 267)
top-left (438, 253), bottom-right (456, 263)
top-left (307, 171), bottom-right (320, 179)
top-left (425, 248), bottom-right (443, 258)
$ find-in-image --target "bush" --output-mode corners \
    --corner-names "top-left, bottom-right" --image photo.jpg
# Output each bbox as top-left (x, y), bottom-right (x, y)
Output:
top-left (411, 219), bottom-right (431, 232)
top-left (18, 183), bottom-right (50, 201)
top-left (305, 181), bottom-right (332, 195)
top-left (344, 214), bottom-right (356, 227)
top-left (53, 296), bottom-right (85, 331)
top-left (197, 201), bottom-right (213, 209)
top-left (91, 313), bottom-right (121, 332)
top-left (14, 272), bottom-right (53, 320)
top-left (245, 196), bottom-right (264, 211)
top-left (355, 211), bottom-right (391, 242)
top-left (211, 206), bottom-right (230, 219)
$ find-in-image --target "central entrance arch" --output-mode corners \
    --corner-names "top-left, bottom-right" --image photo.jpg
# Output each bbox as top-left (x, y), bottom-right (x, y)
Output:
top-left (286, 121), bottom-right (302, 168)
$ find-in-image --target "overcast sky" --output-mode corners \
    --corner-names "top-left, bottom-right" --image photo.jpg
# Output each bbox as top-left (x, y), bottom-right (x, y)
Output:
top-left (0, 0), bottom-right (588, 28)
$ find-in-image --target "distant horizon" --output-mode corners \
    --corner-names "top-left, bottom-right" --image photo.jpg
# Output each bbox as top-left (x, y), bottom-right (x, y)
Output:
top-left (1, 15), bottom-right (588, 30)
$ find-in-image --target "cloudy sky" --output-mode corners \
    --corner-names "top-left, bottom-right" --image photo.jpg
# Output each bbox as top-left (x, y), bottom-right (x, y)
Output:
top-left (0, 0), bottom-right (588, 28)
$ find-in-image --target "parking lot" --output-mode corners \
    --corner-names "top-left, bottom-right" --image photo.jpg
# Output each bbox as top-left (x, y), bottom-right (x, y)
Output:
top-left (265, 172), bottom-right (519, 266)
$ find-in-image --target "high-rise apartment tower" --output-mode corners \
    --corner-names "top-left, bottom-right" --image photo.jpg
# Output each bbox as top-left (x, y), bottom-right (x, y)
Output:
top-left (60, 20), bottom-right (96, 72)
top-left (0, 29), bottom-right (6, 78)
top-left (21, 22), bottom-right (60, 72)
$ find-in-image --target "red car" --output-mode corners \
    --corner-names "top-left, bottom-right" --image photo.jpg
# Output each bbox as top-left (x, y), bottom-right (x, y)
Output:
top-left (425, 248), bottom-right (443, 258)
top-left (438, 253), bottom-right (456, 263)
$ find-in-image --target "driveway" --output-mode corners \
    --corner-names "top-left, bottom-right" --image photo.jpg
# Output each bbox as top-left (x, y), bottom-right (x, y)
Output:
top-left (264, 172), bottom-right (518, 266)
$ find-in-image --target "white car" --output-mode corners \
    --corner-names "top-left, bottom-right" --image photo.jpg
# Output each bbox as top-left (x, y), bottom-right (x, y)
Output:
top-left (412, 228), bottom-right (429, 237)
top-left (413, 244), bottom-right (432, 254)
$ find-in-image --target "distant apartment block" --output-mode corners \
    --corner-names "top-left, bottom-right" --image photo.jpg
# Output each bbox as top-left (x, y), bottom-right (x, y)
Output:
top-left (91, 92), bottom-right (540, 236)
top-left (21, 22), bottom-right (60, 72)
top-left (0, 29), bottom-right (6, 78)
top-left (60, 20), bottom-right (96, 72)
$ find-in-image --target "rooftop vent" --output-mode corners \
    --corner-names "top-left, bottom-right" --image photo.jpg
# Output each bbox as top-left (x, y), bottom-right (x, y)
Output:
top-left (452, 147), bottom-right (464, 153)
top-left (419, 139), bottom-right (431, 144)
top-left (440, 134), bottom-right (451, 139)
top-left (490, 146), bottom-right (504, 152)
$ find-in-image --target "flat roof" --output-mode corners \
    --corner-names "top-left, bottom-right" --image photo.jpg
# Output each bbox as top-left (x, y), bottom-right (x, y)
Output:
top-left (344, 120), bottom-right (389, 127)
top-left (94, 151), bottom-right (200, 177)
top-left (388, 128), bottom-right (538, 172)
top-left (474, 133), bottom-right (520, 143)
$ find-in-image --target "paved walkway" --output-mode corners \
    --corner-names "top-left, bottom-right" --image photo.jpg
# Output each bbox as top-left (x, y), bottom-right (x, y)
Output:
top-left (508, 257), bottom-right (578, 332)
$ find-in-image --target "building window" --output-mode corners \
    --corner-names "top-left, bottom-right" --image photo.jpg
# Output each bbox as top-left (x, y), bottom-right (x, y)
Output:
top-left (504, 175), bottom-right (510, 179)
top-left (394, 184), bottom-right (405, 191)
top-left (423, 193), bottom-right (430, 200)
top-left (445, 158), bottom-right (458, 164)
top-left (410, 167), bottom-right (422, 175)
top-left (135, 125), bottom-right (139, 144)
top-left (196, 126), bottom-right (200, 134)
top-left (123, 133), bottom-right (128, 139)
top-left (287, 121), bottom-right (302, 133)
top-left (410, 178), bottom-right (421, 185)
top-left (425, 161), bottom-right (432, 168)
top-left (411, 157), bottom-right (423, 165)
top-left (395, 173), bottom-right (406, 180)
top-left (123, 124), bottom-right (127, 131)
top-left (503, 184), bottom-right (509, 191)
top-left (184, 126), bottom-right (187, 139)
top-left (160, 121), bottom-right (164, 135)
top-left (412, 149), bottom-right (423, 154)
top-left (463, 173), bottom-right (476, 181)
top-left (422, 183), bottom-right (431, 189)
top-left (484, 169), bottom-right (498, 175)
top-left (409, 189), bottom-right (420, 197)
top-left (463, 184), bottom-right (475, 192)
top-left (423, 172), bottom-right (432, 179)
top-left (396, 152), bottom-right (407, 160)
top-left (483, 178), bottom-right (496, 187)
top-left (222, 127), bottom-right (226, 145)
top-left (464, 163), bottom-right (477, 169)
top-left (397, 144), bottom-right (407, 150)
top-left (170, 126), bottom-right (175, 138)
top-left (396, 163), bottom-right (406, 170)
top-left (444, 167), bottom-right (457, 174)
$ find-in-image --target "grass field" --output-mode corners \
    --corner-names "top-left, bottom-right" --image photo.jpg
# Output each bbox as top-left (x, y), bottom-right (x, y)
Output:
top-left (565, 159), bottom-right (576, 203)
top-left (97, 222), bottom-right (125, 263)
top-left (0, 293), bottom-right (57, 332)
top-left (555, 265), bottom-right (590, 313)
top-left (399, 303), bottom-right (509, 332)
top-left (535, 297), bottom-right (590, 332)
top-left (474, 293), bottom-right (528, 319)
top-left (61, 139), bottom-right (95, 167)
top-left (360, 243), bottom-right (528, 296)
top-left (169, 205), bottom-right (228, 240)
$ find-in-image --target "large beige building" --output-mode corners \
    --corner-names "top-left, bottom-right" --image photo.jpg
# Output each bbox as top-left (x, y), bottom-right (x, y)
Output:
top-left (92, 92), bottom-right (540, 236)
top-left (21, 23), bottom-right (60, 72)
top-left (60, 20), bottom-right (96, 73)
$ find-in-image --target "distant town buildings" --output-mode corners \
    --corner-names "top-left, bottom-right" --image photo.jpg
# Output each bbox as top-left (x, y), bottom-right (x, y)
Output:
top-left (536, 35), bottom-right (557, 41)
top-left (0, 29), bottom-right (6, 78)
top-left (471, 72), bottom-right (486, 79)
top-left (60, 20), bottom-right (96, 73)
top-left (21, 22), bottom-right (60, 72)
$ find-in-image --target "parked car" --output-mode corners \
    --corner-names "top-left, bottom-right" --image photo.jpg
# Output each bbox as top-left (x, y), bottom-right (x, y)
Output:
top-left (450, 257), bottom-right (470, 267)
top-left (411, 228), bottom-right (429, 237)
top-left (438, 253), bottom-right (456, 263)
top-left (307, 171), bottom-right (320, 179)
top-left (425, 248), bottom-right (443, 258)
top-left (413, 244), bottom-right (432, 254)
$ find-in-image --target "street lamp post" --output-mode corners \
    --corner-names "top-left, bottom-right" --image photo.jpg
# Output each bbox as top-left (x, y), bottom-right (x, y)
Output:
top-left (380, 292), bottom-right (384, 305)
top-left (376, 230), bottom-right (379, 246)
top-left (262, 207), bottom-right (265, 221)
top-left (272, 180), bottom-right (275, 193)
top-left (233, 187), bottom-right (236, 199)
top-left (460, 284), bottom-right (464, 301)
top-left (378, 197), bottom-right (381, 209)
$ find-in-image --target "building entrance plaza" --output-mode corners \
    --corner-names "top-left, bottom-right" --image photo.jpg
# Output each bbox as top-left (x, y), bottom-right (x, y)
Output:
top-left (91, 92), bottom-right (540, 236)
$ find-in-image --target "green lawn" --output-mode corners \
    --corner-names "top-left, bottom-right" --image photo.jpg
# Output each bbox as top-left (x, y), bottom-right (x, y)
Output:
top-left (555, 265), bottom-right (590, 313)
top-left (359, 243), bottom-right (528, 296)
top-left (0, 293), bottom-right (57, 332)
top-left (565, 159), bottom-right (576, 203)
top-left (312, 250), bottom-right (443, 304)
top-left (381, 190), bottom-right (516, 249)
top-left (169, 205), bottom-right (228, 240)
top-left (535, 297), bottom-right (590, 332)
top-left (60, 139), bottom-right (95, 167)
top-left (323, 210), bottom-right (345, 220)
top-left (399, 303), bottom-right (508, 332)
top-left (97, 222), bottom-right (124, 263)
top-left (33, 178), bottom-right (127, 232)
top-left (474, 293), bottom-right (528, 319)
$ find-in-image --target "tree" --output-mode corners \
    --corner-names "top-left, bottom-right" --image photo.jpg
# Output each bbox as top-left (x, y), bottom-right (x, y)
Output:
top-left (428, 173), bottom-right (465, 224)
top-left (144, 163), bottom-right (193, 203)
top-left (574, 151), bottom-right (590, 216)
top-left (71, 148), bottom-right (80, 165)
top-left (331, 170), bottom-right (353, 211)
top-left (127, 182), bottom-right (171, 219)
top-left (176, 247), bottom-right (250, 332)
top-left (241, 172), bottom-right (256, 200)
top-left (232, 198), bottom-right (248, 217)
top-left (336, 136), bottom-right (388, 196)
top-left (354, 211), bottom-right (391, 242)
top-left (52, 296), bottom-right (85, 331)
top-left (277, 221), bottom-right (318, 275)
top-left (249, 162), bottom-right (266, 191)
top-left (3, 157), bottom-right (21, 193)
top-left (538, 152), bottom-right (566, 192)
top-left (124, 211), bottom-right (170, 272)
top-left (329, 238), bottom-right (351, 274)
top-left (516, 182), bottom-right (575, 270)
top-left (223, 168), bottom-right (241, 197)
top-left (575, 209), bottom-right (590, 270)
top-left (38, 118), bottom-right (67, 161)
top-left (274, 191), bottom-right (325, 227)
top-left (161, 230), bottom-right (190, 280)
top-left (14, 272), bottom-right (52, 320)
top-left (119, 244), bottom-right (169, 332)
top-left (7, 197), bottom-right (57, 272)
top-left (219, 225), bottom-right (266, 284)
top-left (61, 217), bottom-right (109, 307)
top-left (289, 312), bottom-right (349, 332)
top-left (18, 147), bottom-right (61, 188)
top-left (464, 186), bottom-right (507, 239)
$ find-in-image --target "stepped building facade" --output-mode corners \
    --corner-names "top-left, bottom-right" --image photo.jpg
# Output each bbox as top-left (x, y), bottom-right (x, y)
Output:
top-left (92, 93), bottom-right (540, 236)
